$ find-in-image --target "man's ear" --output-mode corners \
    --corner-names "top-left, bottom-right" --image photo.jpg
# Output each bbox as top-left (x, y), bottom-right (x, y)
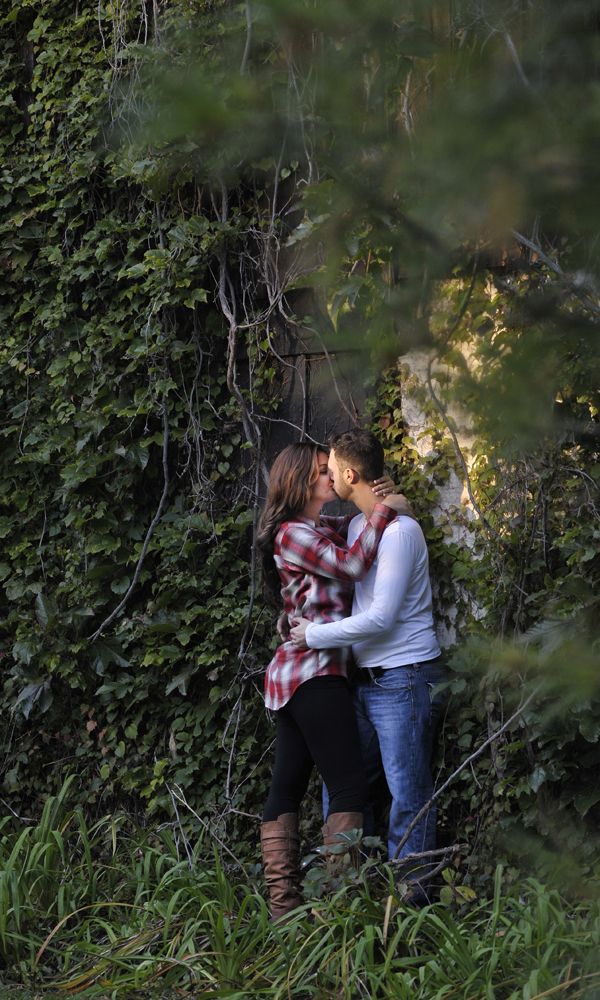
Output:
top-left (343, 467), bottom-right (359, 485)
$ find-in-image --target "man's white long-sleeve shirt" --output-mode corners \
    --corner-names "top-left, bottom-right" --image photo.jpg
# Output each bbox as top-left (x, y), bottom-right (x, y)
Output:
top-left (305, 514), bottom-right (440, 668)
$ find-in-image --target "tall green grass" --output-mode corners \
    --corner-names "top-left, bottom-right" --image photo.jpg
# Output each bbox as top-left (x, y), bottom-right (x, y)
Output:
top-left (0, 780), bottom-right (599, 998)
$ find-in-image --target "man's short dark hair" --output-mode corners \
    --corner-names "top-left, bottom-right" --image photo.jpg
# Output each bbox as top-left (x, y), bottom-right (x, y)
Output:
top-left (329, 429), bottom-right (385, 482)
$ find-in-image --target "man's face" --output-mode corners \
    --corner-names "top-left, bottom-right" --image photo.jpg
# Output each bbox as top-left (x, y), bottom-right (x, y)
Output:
top-left (328, 449), bottom-right (353, 501)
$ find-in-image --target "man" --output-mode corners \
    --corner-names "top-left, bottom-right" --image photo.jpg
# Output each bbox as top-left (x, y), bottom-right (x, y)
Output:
top-left (290, 429), bottom-right (447, 877)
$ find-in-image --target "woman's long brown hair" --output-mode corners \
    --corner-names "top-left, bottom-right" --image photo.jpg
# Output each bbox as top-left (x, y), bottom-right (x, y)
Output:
top-left (256, 442), bottom-right (324, 605)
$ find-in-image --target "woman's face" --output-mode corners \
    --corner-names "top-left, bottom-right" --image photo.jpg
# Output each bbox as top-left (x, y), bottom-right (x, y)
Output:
top-left (310, 450), bottom-right (337, 507)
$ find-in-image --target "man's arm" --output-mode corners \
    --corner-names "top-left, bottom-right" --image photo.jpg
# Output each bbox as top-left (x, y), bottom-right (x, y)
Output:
top-left (290, 526), bottom-right (418, 649)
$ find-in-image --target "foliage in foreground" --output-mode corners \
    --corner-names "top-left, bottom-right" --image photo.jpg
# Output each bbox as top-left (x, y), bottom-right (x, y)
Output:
top-left (0, 781), bottom-right (599, 1000)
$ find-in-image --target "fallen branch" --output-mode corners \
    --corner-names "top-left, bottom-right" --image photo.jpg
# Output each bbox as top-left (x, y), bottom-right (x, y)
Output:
top-left (389, 843), bottom-right (467, 864)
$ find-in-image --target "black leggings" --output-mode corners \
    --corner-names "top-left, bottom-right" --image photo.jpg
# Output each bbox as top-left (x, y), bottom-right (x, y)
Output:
top-left (263, 675), bottom-right (368, 821)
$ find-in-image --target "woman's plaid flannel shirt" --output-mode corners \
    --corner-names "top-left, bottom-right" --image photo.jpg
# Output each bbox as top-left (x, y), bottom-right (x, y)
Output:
top-left (264, 502), bottom-right (396, 710)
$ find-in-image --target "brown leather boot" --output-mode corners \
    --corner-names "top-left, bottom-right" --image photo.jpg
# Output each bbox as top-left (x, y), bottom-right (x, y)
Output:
top-left (322, 811), bottom-right (363, 868)
top-left (260, 813), bottom-right (304, 921)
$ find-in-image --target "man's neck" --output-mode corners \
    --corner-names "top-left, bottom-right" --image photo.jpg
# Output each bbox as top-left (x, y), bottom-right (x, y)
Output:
top-left (349, 484), bottom-right (377, 518)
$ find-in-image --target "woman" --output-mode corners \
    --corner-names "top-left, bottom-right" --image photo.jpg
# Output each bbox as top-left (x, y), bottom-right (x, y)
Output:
top-left (256, 441), bottom-right (407, 920)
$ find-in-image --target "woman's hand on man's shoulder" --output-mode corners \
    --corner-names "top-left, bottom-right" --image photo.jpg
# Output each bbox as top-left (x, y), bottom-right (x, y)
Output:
top-left (371, 477), bottom-right (415, 520)
top-left (380, 492), bottom-right (415, 519)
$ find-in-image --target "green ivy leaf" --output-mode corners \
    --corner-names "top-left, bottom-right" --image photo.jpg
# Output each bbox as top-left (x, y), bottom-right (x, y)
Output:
top-left (13, 680), bottom-right (51, 719)
top-left (529, 767), bottom-right (547, 793)
top-left (5, 578), bottom-right (27, 600)
top-left (183, 288), bottom-right (208, 308)
top-left (165, 668), bottom-right (194, 696)
top-left (12, 640), bottom-right (36, 665)
top-left (574, 788), bottom-right (600, 816)
top-left (92, 640), bottom-right (130, 673)
top-left (35, 593), bottom-right (58, 630)
top-left (578, 717), bottom-right (600, 743)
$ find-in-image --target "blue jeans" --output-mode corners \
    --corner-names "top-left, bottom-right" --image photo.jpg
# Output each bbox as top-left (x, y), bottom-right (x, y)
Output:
top-left (324, 659), bottom-right (448, 866)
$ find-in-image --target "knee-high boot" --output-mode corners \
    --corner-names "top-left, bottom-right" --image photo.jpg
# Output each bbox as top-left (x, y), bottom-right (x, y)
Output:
top-left (260, 813), bottom-right (304, 921)
top-left (322, 811), bottom-right (363, 868)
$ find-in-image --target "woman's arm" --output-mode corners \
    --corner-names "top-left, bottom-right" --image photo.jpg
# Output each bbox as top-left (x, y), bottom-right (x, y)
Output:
top-left (319, 513), bottom-right (354, 538)
top-left (320, 479), bottom-right (414, 537)
top-left (278, 502), bottom-right (395, 583)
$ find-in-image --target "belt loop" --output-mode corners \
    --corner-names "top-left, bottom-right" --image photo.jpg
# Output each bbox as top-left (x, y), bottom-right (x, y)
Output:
top-left (357, 666), bottom-right (384, 683)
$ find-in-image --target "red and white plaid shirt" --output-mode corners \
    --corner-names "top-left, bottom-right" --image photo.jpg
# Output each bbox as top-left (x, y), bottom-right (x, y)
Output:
top-left (264, 503), bottom-right (396, 710)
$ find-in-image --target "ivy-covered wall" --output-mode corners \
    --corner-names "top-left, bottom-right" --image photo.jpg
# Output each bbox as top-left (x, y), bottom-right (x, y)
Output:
top-left (0, 2), bottom-right (278, 833)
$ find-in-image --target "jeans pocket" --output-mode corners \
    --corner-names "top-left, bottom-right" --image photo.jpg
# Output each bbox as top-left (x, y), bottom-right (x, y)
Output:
top-left (374, 667), bottom-right (414, 692)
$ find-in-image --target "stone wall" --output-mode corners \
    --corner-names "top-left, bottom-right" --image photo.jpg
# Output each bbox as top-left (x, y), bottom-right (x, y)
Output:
top-left (400, 350), bottom-right (481, 647)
